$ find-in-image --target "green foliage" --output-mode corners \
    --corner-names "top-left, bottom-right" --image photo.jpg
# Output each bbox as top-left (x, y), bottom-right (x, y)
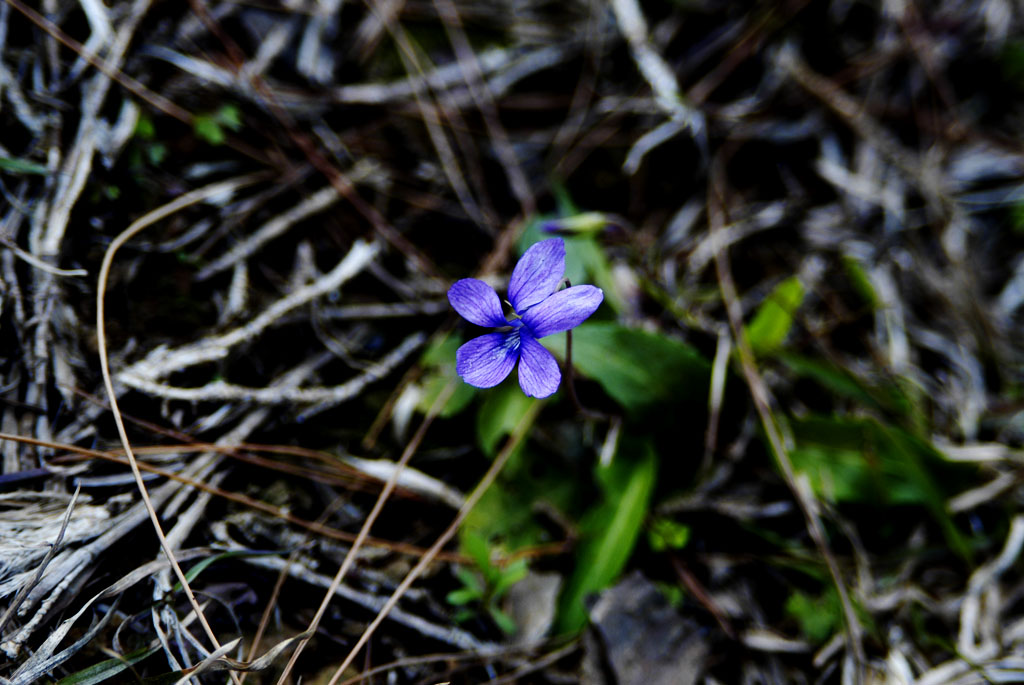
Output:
top-left (461, 396), bottom-right (557, 550)
top-left (999, 39), bottom-right (1024, 86)
top-left (476, 382), bottom-right (536, 457)
top-left (57, 644), bottom-right (161, 685)
top-left (655, 581), bottom-right (685, 608)
top-left (131, 113), bottom-right (167, 167)
top-left (461, 474), bottom-right (550, 551)
top-left (1009, 201), bottom-right (1024, 235)
top-left (171, 549), bottom-right (285, 593)
top-left (789, 416), bottom-right (972, 560)
top-left (785, 588), bottom-right (841, 643)
top-left (648, 517), bottom-right (690, 552)
top-left (548, 322), bottom-right (710, 413)
top-left (543, 211), bottom-right (611, 236)
top-left (447, 532), bottom-right (529, 634)
top-left (416, 337), bottom-right (476, 417)
top-left (0, 155), bottom-right (49, 176)
top-left (841, 256), bottom-right (879, 309)
top-left (556, 438), bottom-right (658, 634)
top-left (745, 276), bottom-right (804, 355)
top-left (193, 105), bottom-right (243, 146)
top-left (780, 354), bottom-right (912, 416)
top-left (461, 420), bottom-right (579, 552)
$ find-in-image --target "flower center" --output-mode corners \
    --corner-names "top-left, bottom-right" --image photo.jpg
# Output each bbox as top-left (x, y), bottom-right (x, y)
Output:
top-left (501, 329), bottom-right (521, 353)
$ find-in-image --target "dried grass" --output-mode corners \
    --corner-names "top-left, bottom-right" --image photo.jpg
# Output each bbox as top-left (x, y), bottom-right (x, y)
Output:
top-left (1, 0), bottom-right (1024, 682)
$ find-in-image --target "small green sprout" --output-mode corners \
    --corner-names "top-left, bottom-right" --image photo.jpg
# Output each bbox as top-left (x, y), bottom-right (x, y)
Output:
top-left (447, 532), bottom-right (528, 634)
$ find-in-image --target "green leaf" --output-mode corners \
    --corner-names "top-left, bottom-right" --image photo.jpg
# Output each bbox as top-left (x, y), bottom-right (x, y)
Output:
top-left (655, 581), bottom-right (685, 608)
top-left (417, 337), bottom-right (475, 417)
top-left (647, 517), bottom-right (690, 552)
top-left (0, 156), bottom-right (49, 176)
top-left (841, 256), bottom-right (879, 309)
top-left (779, 354), bottom-right (889, 412)
top-left (786, 589), bottom-right (841, 643)
top-left (789, 416), bottom-right (972, 560)
top-left (455, 565), bottom-right (484, 591)
top-left (421, 335), bottom-right (459, 367)
top-left (447, 587), bottom-right (481, 606)
top-left (779, 353), bottom-right (928, 433)
top-left (171, 549), bottom-right (284, 593)
top-left (453, 607), bottom-right (475, 623)
top-left (476, 384), bottom-right (536, 457)
top-left (556, 438), bottom-right (658, 634)
top-left (57, 644), bottom-right (161, 685)
top-left (419, 373), bottom-right (475, 416)
top-left (461, 443), bottom-right (579, 553)
top-left (214, 104), bottom-right (243, 131)
top-left (194, 106), bottom-right (243, 146)
top-left (489, 605), bottom-right (519, 634)
top-left (461, 530), bottom-right (493, 570)
top-left (134, 114), bottom-right (156, 140)
top-left (543, 212), bottom-right (611, 236)
top-left (492, 558), bottom-right (529, 596)
top-left (548, 322), bottom-right (710, 413)
top-left (999, 39), bottom-right (1024, 85)
top-left (194, 115), bottom-right (226, 145)
top-left (147, 143), bottom-right (168, 166)
top-left (461, 482), bottom-right (544, 550)
top-left (745, 276), bottom-right (804, 355)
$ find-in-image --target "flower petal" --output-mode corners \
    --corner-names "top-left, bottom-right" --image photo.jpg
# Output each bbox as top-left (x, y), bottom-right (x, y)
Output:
top-left (521, 285), bottom-right (603, 338)
top-left (456, 332), bottom-right (519, 388)
top-left (518, 333), bottom-right (560, 398)
top-left (448, 278), bottom-right (508, 328)
top-left (508, 239), bottom-right (565, 312)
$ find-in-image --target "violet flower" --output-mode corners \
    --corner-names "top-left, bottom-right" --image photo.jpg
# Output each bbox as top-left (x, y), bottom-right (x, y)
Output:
top-left (447, 238), bottom-right (603, 398)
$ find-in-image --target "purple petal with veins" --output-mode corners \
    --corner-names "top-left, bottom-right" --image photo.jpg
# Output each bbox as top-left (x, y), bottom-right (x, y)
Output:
top-left (448, 278), bottom-right (508, 328)
top-left (517, 332), bottom-right (561, 398)
top-left (521, 285), bottom-right (603, 339)
top-left (455, 332), bottom-right (519, 388)
top-left (507, 238), bottom-right (565, 312)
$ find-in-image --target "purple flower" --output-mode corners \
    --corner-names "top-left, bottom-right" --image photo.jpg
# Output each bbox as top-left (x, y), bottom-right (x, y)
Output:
top-left (447, 238), bottom-right (604, 398)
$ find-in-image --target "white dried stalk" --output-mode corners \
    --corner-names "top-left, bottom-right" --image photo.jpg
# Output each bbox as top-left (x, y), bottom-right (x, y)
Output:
top-left (434, 0), bottom-right (536, 214)
top-left (343, 455), bottom-right (464, 509)
top-left (224, 263), bottom-right (249, 321)
top-left (240, 18), bottom-right (295, 82)
top-left (0, 493), bottom-right (106, 584)
top-left (196, 185), bottom-right (341, 281)
top-left (332, 45), bottom-right (569, 105)
top-left (609, 0), bottom-right (704, 146)
top-left (241, 554), bottom-right (495, 652)
top-left (948, 471), bottom-right (1018, 513)
top-left (297, 0), bottom-right (342, 84)
top-left (4, 551), bottom-right (207, 678)
top-left (120, 332), bottom-right (423, 405)
top-left (66, 0), bottom-right (114, 82)
top-left (688, 203), bottom-right (788, 276)
top-left (370, 12), bottom-right (490, 229)
top-left (0, 63), bottom-right (46, 136)
top-left (0, 237), bottom-right (87, 277)
top-left (302, 300), bottom-right (448, 321)
top-left (120, 240), bottom-right (379, 383)
top-left (35, 0), bottom-right (153, 257)
top-left (0, 468), bottom-right (205, 656)
top-left (958, 516), bottom-right (1024, 661)
top-left (868, 263), bottom-right (911, 373)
